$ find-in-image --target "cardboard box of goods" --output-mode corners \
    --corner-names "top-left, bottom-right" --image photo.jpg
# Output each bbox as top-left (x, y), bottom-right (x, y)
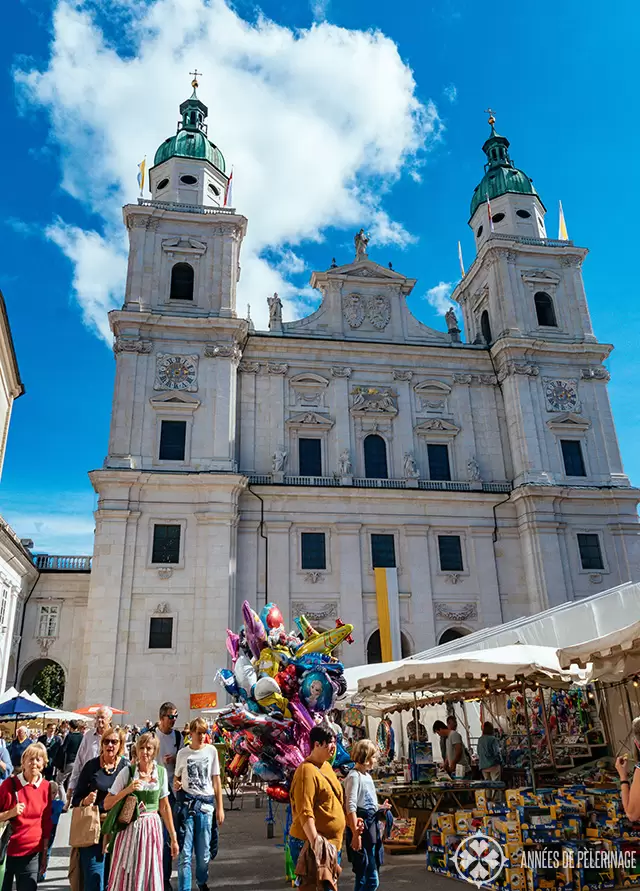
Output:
top-left (504, 867), bottom-right (527, 891)
top-left (561, 841), bottom-right (616, 891)
top-left (613, 840), bottom-right (640, 886)
top-left (487, 802), bottom-right (512, 815)
top-left (494, 820), bottom-right (523, 845)
top-left (505, 790), bottom-right (521, 808)
top-left (475, 790), bottom-right (488, 811)
top-left (561, 817), bottom-right (583, 840)
top-left (455, 810), bottom-right (475, 834)
top-left (437, 814), bottom-right (455, 834)
top-left (504, 842), bottom-right (524, 867)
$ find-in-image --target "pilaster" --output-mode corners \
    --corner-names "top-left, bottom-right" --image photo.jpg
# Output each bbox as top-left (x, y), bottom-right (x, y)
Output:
top-left (404, 525), bottom-right (436, 651)
top-left (336, 524), bottom-right (365, 665)
top-left (265, 521), bottom-right (292, 624)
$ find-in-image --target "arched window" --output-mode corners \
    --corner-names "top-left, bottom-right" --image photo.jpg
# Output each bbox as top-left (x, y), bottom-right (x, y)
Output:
top-left (366, 629), bottom-right (412, 664)
top-left (170, 263), bottom-right (194, 300)
top-left (480, 310), bottom-right (492, 345)
top-left (534, 291), bottom-right (557, 327)
top-left (364, 434), bottom-right (388, 479)
top-left (438, 627), bottom-right (469, 646)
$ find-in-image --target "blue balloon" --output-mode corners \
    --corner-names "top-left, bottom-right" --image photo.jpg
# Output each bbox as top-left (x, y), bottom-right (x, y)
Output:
top-left (300, 670), bottom-right (335, 713)
top-left (218, 668), bottom-right (241, 699)
top-left (333, 738), bottom-right (353, 769)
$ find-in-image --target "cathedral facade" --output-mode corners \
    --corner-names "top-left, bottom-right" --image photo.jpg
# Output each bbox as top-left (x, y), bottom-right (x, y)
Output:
top-left (18, 90), bottom-right (640, 720)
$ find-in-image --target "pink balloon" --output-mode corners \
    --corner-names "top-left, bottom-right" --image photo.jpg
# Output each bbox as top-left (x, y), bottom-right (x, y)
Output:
top-left (289, 697), bottom-right (315, 732)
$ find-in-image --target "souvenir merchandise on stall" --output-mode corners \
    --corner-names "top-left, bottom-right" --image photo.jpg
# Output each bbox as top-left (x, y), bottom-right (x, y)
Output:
top-left (214, 600), bottom-right (355, 879)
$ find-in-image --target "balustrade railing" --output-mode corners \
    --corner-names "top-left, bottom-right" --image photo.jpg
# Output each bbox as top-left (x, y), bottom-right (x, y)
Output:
top-left (34, 555), bottom-right (93, 571)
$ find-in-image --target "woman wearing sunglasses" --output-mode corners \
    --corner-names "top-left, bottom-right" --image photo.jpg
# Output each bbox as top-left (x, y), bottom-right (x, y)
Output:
top-left (72, 728), bottom-right (128, 891)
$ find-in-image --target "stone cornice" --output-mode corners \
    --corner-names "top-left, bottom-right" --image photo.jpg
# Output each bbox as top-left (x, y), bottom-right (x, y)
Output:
top-left (109, 311), bottom-right (249, 342)
top-left (511, 484), bottom-right (640, 503)
top-left (89, 469), bottom-right (249, 494)
top-left (490, 336), bottom-right (613, 365)
top-left (122, 202), bottom-right (248, 237)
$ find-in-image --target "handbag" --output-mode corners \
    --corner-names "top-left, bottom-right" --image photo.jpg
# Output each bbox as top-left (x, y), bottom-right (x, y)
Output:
top-left (69, 804), bottom-right (101, 848)
top-left (118, 794), bottom-right (138, 825)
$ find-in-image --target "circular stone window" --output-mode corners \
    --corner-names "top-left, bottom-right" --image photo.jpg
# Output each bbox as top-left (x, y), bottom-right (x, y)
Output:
top-left (492, 212), bottom-right (505, 223)
top-left (208, 183), bottom-right (221, 196)
top-left (180, 174), bottom-right (198, 185)
top-left (476, 225), bottom-right (484, 238)
top-left (516, 209), bottom-right (531, 219)
top-left (156, 178), bottom-right (169, 190)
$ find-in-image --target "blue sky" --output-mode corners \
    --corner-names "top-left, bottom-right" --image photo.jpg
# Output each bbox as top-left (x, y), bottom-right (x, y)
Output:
top-left (1, 0), bottom-right (638, 555)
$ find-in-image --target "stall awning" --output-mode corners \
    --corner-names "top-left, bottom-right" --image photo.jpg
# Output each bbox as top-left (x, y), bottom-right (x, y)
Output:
top-left (411, 581), bottom-right (640, 663)
top-left (357, 644), bottom-right (587, 697)
top-left (559, 620), bottom-right (640, 680)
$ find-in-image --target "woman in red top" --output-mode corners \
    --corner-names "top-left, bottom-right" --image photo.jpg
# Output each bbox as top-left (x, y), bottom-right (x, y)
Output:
top-left (0, 742), bottom-right (52, 890)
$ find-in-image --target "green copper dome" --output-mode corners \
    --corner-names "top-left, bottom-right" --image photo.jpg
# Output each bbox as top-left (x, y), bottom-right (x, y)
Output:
top-left (153, 84), bottom-right (226, 173)
top-left (470, 120), bottom-right (538, 218)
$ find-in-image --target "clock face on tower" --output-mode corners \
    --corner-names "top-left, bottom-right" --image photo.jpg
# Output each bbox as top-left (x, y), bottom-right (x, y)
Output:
top-left (154, 354), bottom-right (199, 392)
top-left (544, 378), bottom-right (579, 412)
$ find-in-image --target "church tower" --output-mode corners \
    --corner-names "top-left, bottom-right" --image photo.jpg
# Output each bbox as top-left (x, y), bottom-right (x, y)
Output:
top-left (452, 114), bottom-right (640, 612)
top-left (78, 77), bottom-right (248, 713)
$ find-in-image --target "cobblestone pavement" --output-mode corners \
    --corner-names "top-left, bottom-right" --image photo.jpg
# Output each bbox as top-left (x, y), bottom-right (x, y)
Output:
top-left (43, 797), bottom-right (460, 890)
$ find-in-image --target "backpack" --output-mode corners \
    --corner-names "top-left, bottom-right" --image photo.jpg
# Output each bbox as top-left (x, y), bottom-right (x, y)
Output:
top-left (146, 726), bottom-right (182, 753)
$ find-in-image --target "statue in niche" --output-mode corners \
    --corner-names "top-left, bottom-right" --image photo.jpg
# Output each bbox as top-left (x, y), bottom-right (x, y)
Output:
top-left (354, 228), bottom-right (369, 261)
top-left (338, 449), bottom-right (353, 475)
top-left (467, 457), bottom-right (481, 481)
top-left (403, 453), bottom-right (420, 479)
top-left (267, 292), bottom-right (283, 328)
top-left (272, 446), bottom-right (288, 472)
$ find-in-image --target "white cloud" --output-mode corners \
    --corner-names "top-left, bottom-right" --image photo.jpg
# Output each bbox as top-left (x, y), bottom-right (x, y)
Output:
top-left (424, 280), bottom-right (456, 315)
top-left (16, 0), bottom-right (441, 341)
top-left (1, 493), bottom-right (96, 555)
top-left (443, 83), bottom-right (457, 103)
top-left (276, 249), bottom-right (307, 276)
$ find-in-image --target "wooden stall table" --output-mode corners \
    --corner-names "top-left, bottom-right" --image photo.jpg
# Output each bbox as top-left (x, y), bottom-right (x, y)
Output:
top-left (375, 779), bottom-right (505, 853)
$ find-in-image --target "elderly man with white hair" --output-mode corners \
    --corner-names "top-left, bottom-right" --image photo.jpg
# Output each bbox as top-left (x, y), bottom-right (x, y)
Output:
top-left (67, 706), bottom-right (113, 801)
top-left (8, 725), bottom-right (32, 768)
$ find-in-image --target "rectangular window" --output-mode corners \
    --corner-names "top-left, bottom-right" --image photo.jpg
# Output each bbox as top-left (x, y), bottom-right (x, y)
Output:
top-left (298, 438), bottom-right (322, 476)
top-left (0, 588), bottom-right (8, 626)
top-left (427, 444), bottom-right (451, 481)
top-left (577, 533), bottom-right (604, 570)
top-left (301, 532), bottom-right (326, 570)
top-left (152, 524), bottom-right (181, 564)
top-left (148, 616), bottom-right (174, 649)
top-left (438, 535), bottom-right (464, 572)
top-left (561, 440), bottom-right (586, 477)
top-left (37, 604), bottom-right (60, 638)
top-left (371, 533), bottom-right (396, 568)
top-left (159, 420), bottom-right (186, 461)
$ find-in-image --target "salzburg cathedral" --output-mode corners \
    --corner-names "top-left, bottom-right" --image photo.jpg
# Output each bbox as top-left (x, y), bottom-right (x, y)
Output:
top-left (5, 83), bottom-right (639, 721)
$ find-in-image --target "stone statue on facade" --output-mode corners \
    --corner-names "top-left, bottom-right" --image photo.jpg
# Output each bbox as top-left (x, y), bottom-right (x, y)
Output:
top-left (467, 456), bottom-right (481, 481)
top-left (354, 228), bottom-right (369, 261)
top-left (338, 449), bottom-right (353, 476)
top-left (267, 292), bottom-right (283, 329)
top-left (445, 307), bottom-right (458, 332)
top-left (403, 453), bottom-right (420, 479)
top-left (272, 446), bottom-right (288, 473)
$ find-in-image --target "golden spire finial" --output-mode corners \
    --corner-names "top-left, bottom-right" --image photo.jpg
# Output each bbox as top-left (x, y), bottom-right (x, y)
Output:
top-left (484, 107), bottom-right (496, 127)
top-left (189, 69), bottom-right (202, 90)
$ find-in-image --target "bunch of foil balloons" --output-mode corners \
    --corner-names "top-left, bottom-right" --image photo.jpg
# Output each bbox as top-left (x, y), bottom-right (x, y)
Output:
top-left (216, 600), bottom-right (355, 800)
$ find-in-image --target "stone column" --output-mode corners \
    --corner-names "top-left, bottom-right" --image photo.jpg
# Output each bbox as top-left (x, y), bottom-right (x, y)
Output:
top-left (265, 521), bottom-right (292, 624)
top-left (210, 354), bottom-right (239, 469)
top-left (336, 523), bottom-right (364, 666)
top-left (80, 508), bottom-right (139, 704)
top-left (190, 510), bottom-right (240, 695)
top-left (331, 372), bottom-right (351, 479)
top-left (469, 528), bottom-right (503, 629)
top-left (404, 526), bottom-right (436, 652)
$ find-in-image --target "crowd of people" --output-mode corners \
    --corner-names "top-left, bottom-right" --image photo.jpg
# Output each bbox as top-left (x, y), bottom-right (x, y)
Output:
top-left (0, 704), bottom-right (224, 891)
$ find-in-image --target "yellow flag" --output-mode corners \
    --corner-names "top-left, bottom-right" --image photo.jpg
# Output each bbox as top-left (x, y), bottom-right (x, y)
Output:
top-left (558, 200), bottom-right (569, 241)
top-left (137, 158), bottom-right (146, 196)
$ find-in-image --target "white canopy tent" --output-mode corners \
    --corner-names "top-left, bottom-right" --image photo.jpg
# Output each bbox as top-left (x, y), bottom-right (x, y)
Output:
top-left (559, 620), bottom-right (640, 681)
top-left (411, 581), bottom-right (640, 663)
top-left (357, 644), bottom-right (587, 699)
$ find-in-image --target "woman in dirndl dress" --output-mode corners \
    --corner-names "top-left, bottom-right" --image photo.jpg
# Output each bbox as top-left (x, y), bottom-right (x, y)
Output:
top-left (103, 734), bottom-right (179, 891)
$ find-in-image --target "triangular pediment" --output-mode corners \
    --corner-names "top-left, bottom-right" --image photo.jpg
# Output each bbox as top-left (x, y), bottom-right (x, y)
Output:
top-left (414, 418), bottom-right (460, 438)
top-left (285, 411), bottom-right (334, 429)
top-left (149, 391), bottom-right (201, 412)
top-left (547, 412), bottom-right (590, 432)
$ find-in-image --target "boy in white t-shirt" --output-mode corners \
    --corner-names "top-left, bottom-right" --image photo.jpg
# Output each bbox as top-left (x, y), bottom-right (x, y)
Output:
top-left (174, 718), bottom-right (225, 891)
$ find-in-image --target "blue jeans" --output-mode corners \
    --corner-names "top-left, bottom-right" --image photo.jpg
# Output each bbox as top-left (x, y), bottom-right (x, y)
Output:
top-left (79, 844), bottom-right (106, 891)
top-left (354, 858), bottom-right (379, 891)
top-left (178, 806), bottom-right (212, 891)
